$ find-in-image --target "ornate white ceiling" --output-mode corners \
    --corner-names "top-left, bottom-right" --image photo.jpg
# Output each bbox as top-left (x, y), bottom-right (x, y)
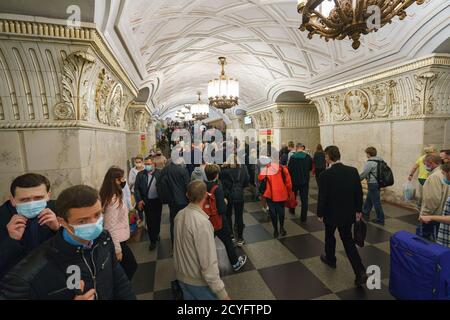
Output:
top-left (109, 0), bottom-right (449, 117)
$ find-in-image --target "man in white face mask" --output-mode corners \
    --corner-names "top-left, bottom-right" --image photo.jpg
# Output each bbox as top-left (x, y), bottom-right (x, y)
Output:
top-left (0, 173), bottom-right (60, 279)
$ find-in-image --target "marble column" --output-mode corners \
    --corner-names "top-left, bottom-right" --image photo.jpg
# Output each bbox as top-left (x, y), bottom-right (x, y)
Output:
top-left (248, 103), bottom-right (320, 153)
top-left (0, 18), bottom-right (138, 201)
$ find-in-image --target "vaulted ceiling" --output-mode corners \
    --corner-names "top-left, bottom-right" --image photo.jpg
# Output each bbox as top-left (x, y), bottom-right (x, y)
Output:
top-left (6, 0), bottom-right (446, 119)
top-left (111, 0), bottom-right (448, 118)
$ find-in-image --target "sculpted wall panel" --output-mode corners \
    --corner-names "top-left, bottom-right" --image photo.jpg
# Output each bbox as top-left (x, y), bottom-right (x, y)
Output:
top-left (308, 56), bottom-right (450, 126)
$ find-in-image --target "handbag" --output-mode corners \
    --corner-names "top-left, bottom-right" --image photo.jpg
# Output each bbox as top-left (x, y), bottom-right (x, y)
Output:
top-left (285, 190), bottom-right (298, 209)
top-left (353, 219), bottom-right (367, 247)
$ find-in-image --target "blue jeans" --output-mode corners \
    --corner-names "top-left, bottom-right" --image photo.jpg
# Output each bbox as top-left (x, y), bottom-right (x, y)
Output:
top-left (178, 281), bottom-right (218, 300)
top-left (363, 183), bottom-right (385, 222)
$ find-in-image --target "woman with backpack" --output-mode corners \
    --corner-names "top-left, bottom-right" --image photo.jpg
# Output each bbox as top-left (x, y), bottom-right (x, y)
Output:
top-left (100, 166), bottom-right (138, 280)
top-left (220, 155), bottom-right (250, 246)
top-left (258, 159), bottom-right (293, 238)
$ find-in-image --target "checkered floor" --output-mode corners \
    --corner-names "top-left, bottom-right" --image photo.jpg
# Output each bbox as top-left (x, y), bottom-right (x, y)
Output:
top-left (128, 181), bottom-right (419, 300)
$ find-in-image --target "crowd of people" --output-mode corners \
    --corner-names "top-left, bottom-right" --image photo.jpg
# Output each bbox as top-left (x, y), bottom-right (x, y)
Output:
top-left (1, 137), bottom-right (449, 300)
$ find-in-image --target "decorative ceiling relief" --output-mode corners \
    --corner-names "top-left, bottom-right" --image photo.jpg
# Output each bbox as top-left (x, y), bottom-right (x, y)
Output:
top-left (95, 69), bottom-right (125, 127)
top-left (366, 80), bottom-right (397, 118)
top-left (307, 56), bottom-right (450, 125)
top-left (116, 0), bottom-right (447, 116)
top-left (54, 51), bottom-right (96, 121)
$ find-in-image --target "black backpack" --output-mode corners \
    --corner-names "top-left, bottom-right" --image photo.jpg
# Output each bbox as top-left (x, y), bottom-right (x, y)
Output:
top-left (369, 160), bottom-right (394, 188)
top-left (156, 169), bottom-right (172, 204)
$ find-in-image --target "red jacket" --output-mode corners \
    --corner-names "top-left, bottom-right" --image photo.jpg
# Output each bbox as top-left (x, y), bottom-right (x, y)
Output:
top-left (258, 163), bottom-right (293, 202)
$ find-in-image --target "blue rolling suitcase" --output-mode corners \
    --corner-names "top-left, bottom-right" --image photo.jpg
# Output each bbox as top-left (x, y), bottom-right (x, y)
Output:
top-left (390, 231), bottom-right (450, 300)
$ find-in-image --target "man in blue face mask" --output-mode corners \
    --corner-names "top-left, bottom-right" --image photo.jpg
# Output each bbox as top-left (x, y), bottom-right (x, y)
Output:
top-left (0, 185), bottom-right (136, 300)
top-left (0, 173), bottom-right (60, 280)
top-left (134, 156), bottom-right (163, 251)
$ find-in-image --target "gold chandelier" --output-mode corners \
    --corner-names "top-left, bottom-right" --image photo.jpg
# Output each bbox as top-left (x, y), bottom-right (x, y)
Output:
top-left (208, 57), bottom-right (239, 112)
top-left (297, 0), bottom-right (424, 50)
top-left (191, 92), bottom-right (209, 121)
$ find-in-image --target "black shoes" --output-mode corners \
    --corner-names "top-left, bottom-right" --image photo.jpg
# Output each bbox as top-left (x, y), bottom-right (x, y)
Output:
top-left (355, 273), bottom-right (368, 287)
top-left (280, 227), bottom-right (287, 237)
top-left (320, 254), bottom-right (337, 269)
top-left (273, 229), bottom-right (279, 239)
top-left (149, 242), bottom-right (157, 251)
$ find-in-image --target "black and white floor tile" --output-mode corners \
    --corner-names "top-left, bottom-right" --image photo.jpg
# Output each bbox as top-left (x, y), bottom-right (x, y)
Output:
top-left (129, 181), bottom-right (417, 300)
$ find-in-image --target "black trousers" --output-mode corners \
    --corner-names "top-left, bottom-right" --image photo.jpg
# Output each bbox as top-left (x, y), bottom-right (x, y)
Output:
top-left (267, 199), bottom-right (286, 232)
top-left (215, 215), bottom-right (239, 266)
top-left (169, 203), bottom-right (188, 245)
top-left (144, 198), bottom-right (163, 244)
top-left (290, 183), bottom-right (309, 221)
top-left (119, 242), bottom-right (138, 281)
top-left (324, 223), bottom-right (365, 276)
top-left (315, 168), bottom-right (325, 189)
top-left (226, 200), bottom-right (245, 239)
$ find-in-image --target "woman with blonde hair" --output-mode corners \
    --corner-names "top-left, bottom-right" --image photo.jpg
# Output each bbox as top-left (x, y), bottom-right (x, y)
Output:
top-left (409, 146), bottom-right (438, 185)
top-left (408, 146), bottom-right (438, 209)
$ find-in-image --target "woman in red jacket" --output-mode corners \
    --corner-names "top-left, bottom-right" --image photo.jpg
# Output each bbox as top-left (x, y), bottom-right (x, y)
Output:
top-left (258, 160), bottom-right (293, 238)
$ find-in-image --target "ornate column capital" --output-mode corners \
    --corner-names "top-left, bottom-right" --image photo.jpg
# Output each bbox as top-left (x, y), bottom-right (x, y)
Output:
top-left (54, 51), bottom-right (96, 121)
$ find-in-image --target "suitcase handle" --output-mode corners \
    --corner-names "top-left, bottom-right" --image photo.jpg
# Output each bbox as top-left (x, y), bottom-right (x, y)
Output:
top-left (412, 237), bottom-right (431, 245)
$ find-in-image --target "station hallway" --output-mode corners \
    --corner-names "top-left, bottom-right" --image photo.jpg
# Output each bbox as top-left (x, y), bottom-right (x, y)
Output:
top-left (129, 180), bottom-right (416, 300)
top-left (0, 0), bottom-right (449, 302)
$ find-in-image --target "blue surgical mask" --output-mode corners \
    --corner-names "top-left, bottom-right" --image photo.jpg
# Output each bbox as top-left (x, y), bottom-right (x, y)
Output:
top-left (145, 165), bottom-right (153, 172)
top-left (16, 200), bottom-right (47, 219)
top-left (443, 178), bottom-right (450, 186)
top-left (71, 216), bottom-right (104, 241)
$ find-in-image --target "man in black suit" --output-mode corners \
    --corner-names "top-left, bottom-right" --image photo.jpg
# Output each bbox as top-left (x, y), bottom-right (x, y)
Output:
top-left (134, 156), bottom-right (162, 251)
top-left (317, 146), bottom-right (368, 287)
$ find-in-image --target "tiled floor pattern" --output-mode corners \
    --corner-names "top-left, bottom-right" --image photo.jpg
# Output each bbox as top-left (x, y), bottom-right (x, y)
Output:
top-left (129, 181), bottom-right (418, 300)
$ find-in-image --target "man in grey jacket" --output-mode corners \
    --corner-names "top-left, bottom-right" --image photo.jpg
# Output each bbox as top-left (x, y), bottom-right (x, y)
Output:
top-left (360, 147), bottom-right (386, 225)
top-left (173, 180), bottom-right (230, 300)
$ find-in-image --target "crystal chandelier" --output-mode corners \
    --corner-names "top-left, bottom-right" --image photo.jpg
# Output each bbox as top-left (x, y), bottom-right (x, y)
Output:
top-left (191, 92), bottom-right (209, 121)
top-left (180, 105), bottom-right (191, 114)
top-left (208, 57), bottom-right (239, 112)
top-left (175, 110), bottom-right (185, 120)
top-left (297, 0), bottom-right (424, 50)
